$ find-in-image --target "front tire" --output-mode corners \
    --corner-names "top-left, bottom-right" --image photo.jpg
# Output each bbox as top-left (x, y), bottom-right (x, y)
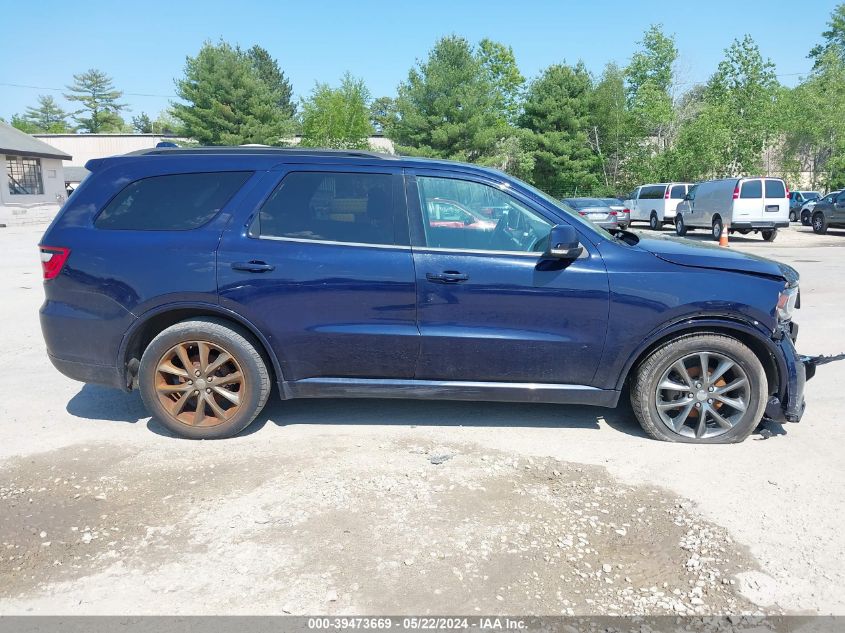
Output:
top-left (789, 209), bottom-right (797, 222)
top-left (139, 318), bottom-right (272, 439)
top-left (630, 334), bottom-right (767, 443)
top-left (649, 212), bottom-right (661, 231)
top-left (801, 210), bottom-right (811, 226)
top-left (675, 214), bottom-right (688, 236)
top-left (761, 229), bottom-right (777, 242)
top-left (812, 212), bottom-right (828, 234)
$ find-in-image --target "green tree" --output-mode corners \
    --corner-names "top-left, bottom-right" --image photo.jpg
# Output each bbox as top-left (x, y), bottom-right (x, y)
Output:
top-left (369, 96), bottom-right (397, 133)
top-left (809, 3), bottom-right (845, 68)
top-left (782, 49), bottom-right (845, 189)
top-left (704, 35), bottom-right (780, 175)
top-left (10, 114), bottom-right (40, 134)
top-left (246, 45), bottom-right (296, 117)
top-left (518, 62), bottom-right (601, 196)
top-left (152, 111), bottom-right (182, 135)
top-left (625, 25), bottom-right (678, 159)
top-left (299, 72), bottom-right (374, 149)
top-left (477, 38), bottom-right (525, 125)
top-left (64, 69), bottom-right (127, 133)
top-left (172, 40), bottom-right (296, 145)
top-left (588, 63), bottom-right (634, 190)
top-left (132, 112), bottom-right (153, 133)
top-left (20, 95), bottom-right (71, 132)
top-left (390, 35), bottom-right (504, 161)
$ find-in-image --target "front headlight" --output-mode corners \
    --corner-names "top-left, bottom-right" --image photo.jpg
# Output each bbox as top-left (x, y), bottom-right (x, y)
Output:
top-left (777, 285), bottom-right (799, 322)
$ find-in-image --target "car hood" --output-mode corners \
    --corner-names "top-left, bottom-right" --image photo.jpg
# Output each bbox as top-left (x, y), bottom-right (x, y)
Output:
top-left (633, 233), bottom-right (798, 283)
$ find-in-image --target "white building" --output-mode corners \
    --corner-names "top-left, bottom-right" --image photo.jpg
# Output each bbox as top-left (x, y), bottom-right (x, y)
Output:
top-left (1, 121), bottom-right (71, 227)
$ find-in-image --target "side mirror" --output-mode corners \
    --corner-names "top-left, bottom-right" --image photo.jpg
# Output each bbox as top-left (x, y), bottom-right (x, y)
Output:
top-left (683, 193), bottom-right (691, 201)
top-left (547, 224), bottom-right (583, 259)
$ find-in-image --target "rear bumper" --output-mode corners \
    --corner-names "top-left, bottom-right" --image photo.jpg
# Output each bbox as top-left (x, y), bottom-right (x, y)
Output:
top-left (730, 221), bottom-right (789, 230)
top-left (47, 353), bottom-right (125, 390)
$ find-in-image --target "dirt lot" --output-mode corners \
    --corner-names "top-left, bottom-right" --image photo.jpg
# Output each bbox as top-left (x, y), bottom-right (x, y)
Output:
top-left (0, 223), bottom-right (843, 616)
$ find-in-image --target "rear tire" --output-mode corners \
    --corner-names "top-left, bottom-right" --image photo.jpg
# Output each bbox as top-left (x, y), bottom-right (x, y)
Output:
top-left (630, 334), bottom-right (767, 443)
top-left (139, 318), bottom-right (272, 439)
top-left (649, 212), bottom-right (661, 231)
top-left (812, 212), bottom-right (828, 235)
top-left (761, 229), bottom-right (777, 242)
top-left (675, 214), bottom-right (688, 236)
top-left (711, 216), bottom-right (723, 241)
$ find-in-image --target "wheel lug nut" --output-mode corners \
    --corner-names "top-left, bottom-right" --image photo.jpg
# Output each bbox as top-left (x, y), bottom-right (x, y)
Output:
top-left (206, 388), bottom-right (211, 393)
top-left (708, 386), bottom-right (714, 392)
top-left (695, 382), bottom-right (702, 388)
top-left (687, 393), bottom-right (693, 398)
top-left (193, 390), bottom-right (199, 395)
top-left (208, 376), bottom-right (213, 381)
top-left (188, 380), bottom-right (193, 385)
top-left (694, 403), bottom-right (701, 408)
top-left (707, 399), bottom-right (713, 404)
top-left (195, 370), bottom-right (201, 377)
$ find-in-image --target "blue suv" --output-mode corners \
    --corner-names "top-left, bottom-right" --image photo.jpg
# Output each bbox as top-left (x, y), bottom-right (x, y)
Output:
top-left (39, 148), bottom-right (815, 442)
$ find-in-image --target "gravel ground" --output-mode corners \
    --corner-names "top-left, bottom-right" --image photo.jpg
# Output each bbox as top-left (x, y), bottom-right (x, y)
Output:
top-left (0, 223), bottom-right (843, 616)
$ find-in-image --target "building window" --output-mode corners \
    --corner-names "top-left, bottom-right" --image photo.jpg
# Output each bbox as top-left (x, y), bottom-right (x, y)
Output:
top-left (6, 156), bottom-right (44, 195)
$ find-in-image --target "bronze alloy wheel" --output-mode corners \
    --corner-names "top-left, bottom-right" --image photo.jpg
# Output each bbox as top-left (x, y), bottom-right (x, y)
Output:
top-left (155, 340), bottom-right (245, 428)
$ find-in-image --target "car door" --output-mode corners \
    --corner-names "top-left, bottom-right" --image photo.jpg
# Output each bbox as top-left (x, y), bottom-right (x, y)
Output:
top-left (407, 169), bottom-right (609, 386)
top-left (217, 164), bottom-right (419, 381)
top-left (833, 190), bottom-right (845, 225)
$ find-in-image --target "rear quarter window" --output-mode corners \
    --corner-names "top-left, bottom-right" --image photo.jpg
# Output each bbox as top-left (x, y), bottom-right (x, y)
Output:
top-left (765, 179), bottom-right (786, 198)
top-left (95, 171), bottom-right (252, 230)
top-left (739, 180), bottom-right (762, 199)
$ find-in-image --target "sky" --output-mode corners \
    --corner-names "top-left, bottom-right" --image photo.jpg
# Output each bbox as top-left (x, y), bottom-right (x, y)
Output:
top-left (0, 0), bottom-right (836, 122)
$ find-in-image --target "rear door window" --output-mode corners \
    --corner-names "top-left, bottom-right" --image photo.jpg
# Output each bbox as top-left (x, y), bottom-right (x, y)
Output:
top-left (255, 171), bottom-right (401, 246)
top-left (764, 179), bottom-right (786, 198)
top-left (96, 171), bottom-right (252, 230)
top-left (740, 180), bottom-right (762, 199)
top-left (670, 184), bottom-right (687, 199)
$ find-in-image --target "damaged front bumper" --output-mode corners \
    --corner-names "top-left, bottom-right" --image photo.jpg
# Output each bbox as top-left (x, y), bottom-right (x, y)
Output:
top-left (765, 321), bottom-right (844, 424)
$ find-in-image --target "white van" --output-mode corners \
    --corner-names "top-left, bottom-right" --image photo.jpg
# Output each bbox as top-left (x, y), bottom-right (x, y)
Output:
top-left (624, 182), bottom-right (693, 230)
top-left (675, 177), bottom-right (789, 242)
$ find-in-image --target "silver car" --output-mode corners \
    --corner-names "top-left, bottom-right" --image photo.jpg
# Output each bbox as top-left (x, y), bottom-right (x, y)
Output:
top-left (562, 197), bottom-right (619, 230)
top-left (600, 197), bottom-right (630, 229)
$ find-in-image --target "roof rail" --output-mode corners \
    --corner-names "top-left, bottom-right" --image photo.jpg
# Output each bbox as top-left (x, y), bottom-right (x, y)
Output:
top-left (124, 146), bottom-right (399, 160)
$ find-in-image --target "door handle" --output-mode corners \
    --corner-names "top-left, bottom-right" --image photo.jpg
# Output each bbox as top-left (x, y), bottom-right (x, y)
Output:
top-left (426, 271), bottom-right (469, 283)
top-left (231, 260), bottom-right (275, 273)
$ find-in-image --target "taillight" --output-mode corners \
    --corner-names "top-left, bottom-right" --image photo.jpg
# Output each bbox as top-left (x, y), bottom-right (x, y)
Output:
top-left (609, 210), bottom-right (618, 216)
top-left (623, 208), bottom-right (630, 214)
top-left (785, 185), bottom-right (790, 199)
top-left (39, 246), bottom-right (70, 280)
top-left (732, 184), bottom-right (740, 200)
top-left (578, 211), bottom-right (586, 216)
top-left (664, 188), bottom-right (670, 199)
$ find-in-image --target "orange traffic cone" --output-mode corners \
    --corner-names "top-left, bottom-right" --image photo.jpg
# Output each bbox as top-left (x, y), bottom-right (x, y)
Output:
top-left (719, 225), bottom-right (729, 247)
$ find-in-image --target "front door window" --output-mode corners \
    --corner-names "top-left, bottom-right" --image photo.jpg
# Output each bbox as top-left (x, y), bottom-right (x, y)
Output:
top-left (416, 176), bottom-right (552, 253)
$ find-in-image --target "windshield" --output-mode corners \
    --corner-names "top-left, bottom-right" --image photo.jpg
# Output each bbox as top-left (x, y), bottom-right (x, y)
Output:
top-left (601, 198), bottom-right (623, 206)
top-left (804, 192), bottom-right (821, 200)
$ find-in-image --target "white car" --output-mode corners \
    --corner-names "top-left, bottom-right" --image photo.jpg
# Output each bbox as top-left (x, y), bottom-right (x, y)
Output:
top-left (624, 182), bottom-right (693, 230)
top-left (675, 177), bottom-right (789, 242)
